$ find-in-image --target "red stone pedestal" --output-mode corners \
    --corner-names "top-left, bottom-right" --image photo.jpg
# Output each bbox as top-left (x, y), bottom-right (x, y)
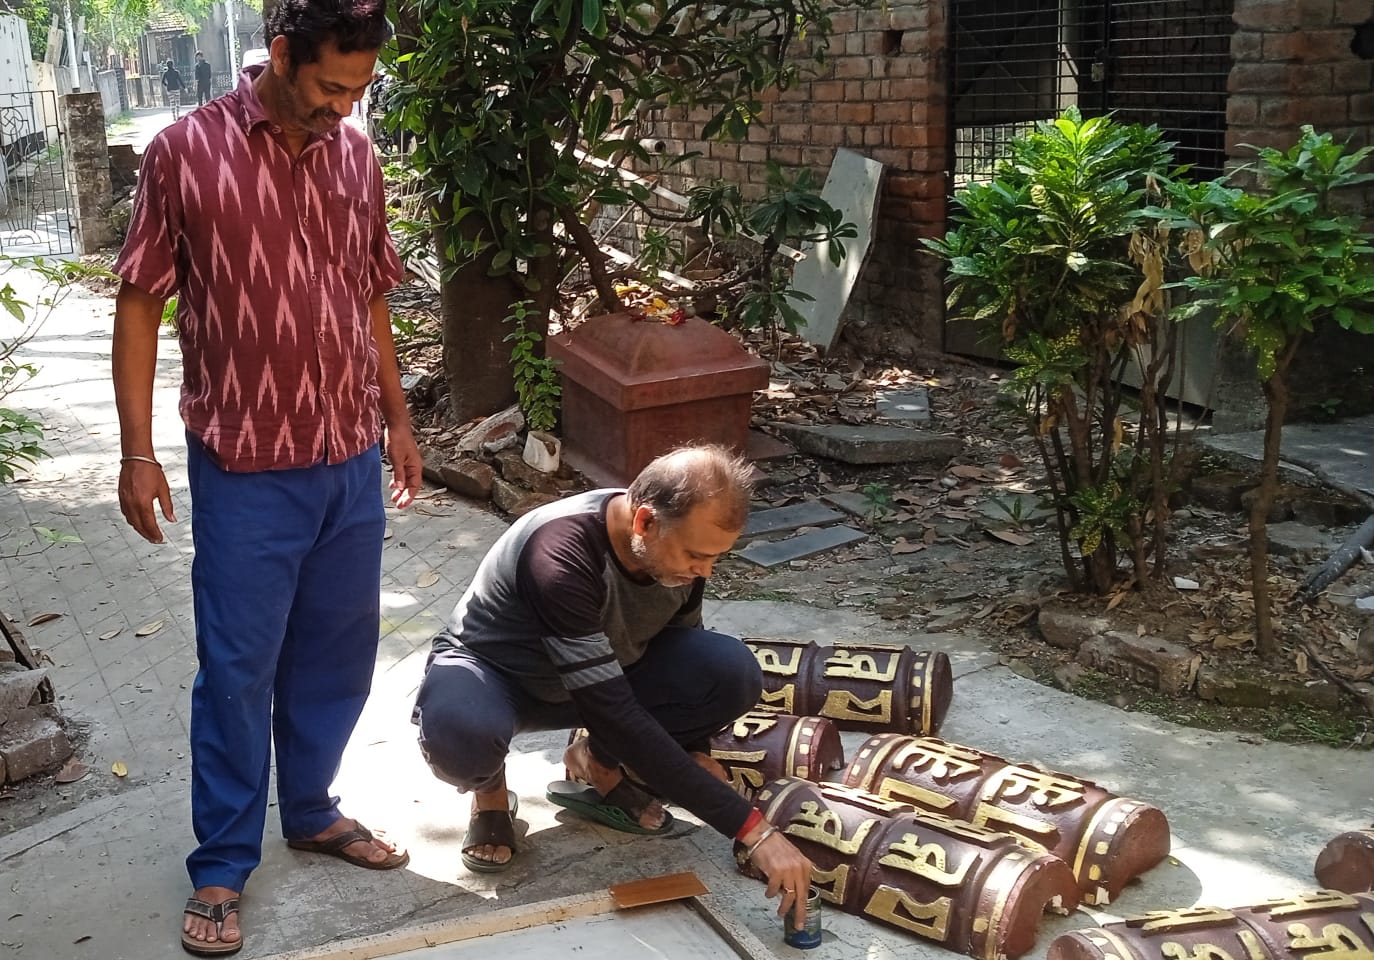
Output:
top-left (548, 313), bottom-right (769, 486)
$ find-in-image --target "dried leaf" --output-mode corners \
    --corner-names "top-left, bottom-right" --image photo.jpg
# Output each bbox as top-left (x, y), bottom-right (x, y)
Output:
top-left (383, 525), bottom-right (394, 540)
top-left (111, 760), bottom-right (128, 778)
top-left (999, 453), bottom-right (1023, 469)
top-left (98, 628), bottom-right (122, 641)
top-left (134, 619), bottom-right (165, 638)
top-left (1295, 650), bottom-right (1309, 675)
top-left (54, 759), bottom-right (89, 784)
top-left (1213, 633), bottom-right (1249, 650)
top-left (922, 527), bottom-right (938, 545)
top-left (416, 570), bottom-right (441, 589)
top-left (949, 465), bottom-right (985, 480)
top-left (988, 530), bottom-right (1033, 547)
top-left (27, 613), bottom-right (60, 627)
top-left (891, 539), bottom-right (926, 556)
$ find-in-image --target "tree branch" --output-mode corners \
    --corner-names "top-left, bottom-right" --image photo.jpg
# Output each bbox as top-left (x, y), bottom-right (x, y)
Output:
top-left (558, 206), bottom-right (624, 312)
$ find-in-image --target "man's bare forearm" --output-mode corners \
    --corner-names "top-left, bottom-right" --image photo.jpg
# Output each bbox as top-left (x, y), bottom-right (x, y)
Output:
top-left (112, 281), bottom-right (166, 457)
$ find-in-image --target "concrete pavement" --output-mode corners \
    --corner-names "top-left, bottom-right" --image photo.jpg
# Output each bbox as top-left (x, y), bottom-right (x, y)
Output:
top-left (0, 260), bottom-right (1371, 960)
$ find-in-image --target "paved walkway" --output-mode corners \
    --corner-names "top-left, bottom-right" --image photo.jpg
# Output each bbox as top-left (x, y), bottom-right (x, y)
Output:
top-left (0, 261), bottom-right (1370, 960)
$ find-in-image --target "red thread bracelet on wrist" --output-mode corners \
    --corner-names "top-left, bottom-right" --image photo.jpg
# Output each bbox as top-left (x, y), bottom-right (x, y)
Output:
top-left (735, 808), bottom-right (764, 842)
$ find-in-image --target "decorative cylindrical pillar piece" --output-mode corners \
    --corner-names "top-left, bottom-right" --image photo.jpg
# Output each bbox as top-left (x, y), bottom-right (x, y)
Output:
top-left (1316, 827), bottom-right (1374, 893)
top-left (1048, 890), bottom-right (1374, 960)
top-left (708, 712), bottom-right (845, 800)
top-left (842, 733), bottom-right (1170, 905)
top-left (744, 638), bottom-right (953, 735)
top-left (741, 778), bottom-right (1080, 960)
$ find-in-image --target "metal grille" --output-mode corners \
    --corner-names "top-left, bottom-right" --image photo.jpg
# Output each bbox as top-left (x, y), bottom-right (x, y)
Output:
top-left (950, 0), bottom-right (1233, 187)
top-left (0, 89), bottom-right (74, 257)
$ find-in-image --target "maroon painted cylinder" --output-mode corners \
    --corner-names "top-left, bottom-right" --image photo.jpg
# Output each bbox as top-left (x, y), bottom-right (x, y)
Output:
top-left (1047, 891), bottom-right (1374, 960)
top-left (708, 712), bottom-right (846, 801)
top-left (1316, 827), bottom-right (1374, 893)
top-left (740, 778), bottom-right (1080, 960)
top-left (842, 733), bottom-right (1171, 905)
top-left (743, 638), bottom-right (954, 736)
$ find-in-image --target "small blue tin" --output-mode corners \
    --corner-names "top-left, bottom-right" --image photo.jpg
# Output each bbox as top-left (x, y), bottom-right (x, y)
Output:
top-left (783, 886), bottom-right (822, 949)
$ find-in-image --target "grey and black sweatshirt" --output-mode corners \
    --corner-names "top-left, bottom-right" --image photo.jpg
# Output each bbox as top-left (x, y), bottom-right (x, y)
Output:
top-left (429, 489), bottom-right (753, 838)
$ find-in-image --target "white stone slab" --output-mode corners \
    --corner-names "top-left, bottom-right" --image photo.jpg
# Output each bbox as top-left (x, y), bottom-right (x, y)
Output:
top-left (735, 525), bottom-right (867, 567)
top-left (792, 148), bottom-right (884, 353)
top-left (875, 388), bottom-right (931, 423)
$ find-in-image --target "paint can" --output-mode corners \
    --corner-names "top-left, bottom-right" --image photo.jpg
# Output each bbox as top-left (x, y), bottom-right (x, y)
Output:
top-left (783, 885), bottom-right (822, 949)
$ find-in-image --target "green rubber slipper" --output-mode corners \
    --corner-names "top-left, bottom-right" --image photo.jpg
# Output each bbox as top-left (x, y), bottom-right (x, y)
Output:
top-left (545, 779), bottom-right (675, 836)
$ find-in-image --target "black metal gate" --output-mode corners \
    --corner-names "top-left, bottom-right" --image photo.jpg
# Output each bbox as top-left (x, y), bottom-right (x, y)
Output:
top-left (949, 0), bottom-right (1234, 187)
top-left (0, 88), bottom-right (75, 256)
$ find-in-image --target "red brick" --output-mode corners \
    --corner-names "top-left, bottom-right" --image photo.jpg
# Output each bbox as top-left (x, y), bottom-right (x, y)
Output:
top-left (771, 103), bottom-right (804, 124)
top-left (829, 11), bottom-right (858, 31)
top-left (1233, 0), bottom-right (1303, 29)
top-left (811, 80), bottom-right (844, 101)
top-left (885, 77), bottom-right (933, 99)
top-left (874, 102), bottom-right (913, 123)
top-left (845, 32), bottom-right (866, 56)
top-left (837, 102), bottom-right (875, 124)
top-left (776, 123), bottom-right (807, 144)
top-left (1298, 94), bottom-right (1354, 126)
top-left (770, 145), bottom-right (802, 165)
top-left (1332, 61), bottom-right (1373, 92)
top-left (1298, 0), bottom-right (1337, 24)
top-left (738, 144), bottom-right (767, 164)
top-left (1229, 62), bottom-right (1289, 92)
top-left (910, 147), bottom-right (944, 172)
top-left (1292, 64), bottom-right (1336, 94)
top-left (1260, 97), bottom-right (1297, 124)
top-left (1351, 92), bottom-right (1374, 122)
top-left (806, 102), bottom-right (836, 123)
top-left (812, 125), bottom-right (845, 146)
top-left (1230, 30), bottom-right (1264, 61)
top-left (892, 124), bottom-right (945, 148)
top-left (864, 126), bottom-right (886, 147)
top-left (1228, 96), bottom-right (1260, 124)
top-left (1335, 0), bottom-right (1374, 23)
top-left (833, 56), bottom-right (873, 79)
top-left (1265, 28), bottom-right (1355, 61)
top-left (862, 80), bottom-right (884, 100)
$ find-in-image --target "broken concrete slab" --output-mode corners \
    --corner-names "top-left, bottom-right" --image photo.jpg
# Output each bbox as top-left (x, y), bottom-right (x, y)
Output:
top-left (821, 490), bottom-right (877, 519)
top-left (1291, 491), bottom-right (1369, 528)
top-left (0, 664), bottom-right (47, 722)
top-left (792, 148), bottom-right (884, 352)
top-left (1188, 471), bottom-right (1257, 513)
top-left (1037, 607), bottom-right (1110, 652)
top-left (1196, 665), bottom-right (1343, 712)
top-left (420, 445), bottom-right (448, 487)
top-left (745, 430), bottom-right (795, 461)
top-left (1077, 632), bottom-right (1200, 695)
top-left (497, 449), bottom-right (561, 494)
top-left (0, 709), bottom-right (71, 784)
top-left (491, 478), bottom-right (559, 517)
top-left (742, 501), bottom-right (844, 538)
top-left (1265, 521), bottom-right (1337, 558)
top-left (457, 404), bottom-right (525, 454)
top-left (735, 525), bottom-right (867, 567)
top-left (875, 388), bottom-right (931, 423)
top-left (771, 422), bottom-right (962, 466)
top-left (1199, 414), bottom-right (1374, 497)
top-left (440, 460), bottom-right (496, 501)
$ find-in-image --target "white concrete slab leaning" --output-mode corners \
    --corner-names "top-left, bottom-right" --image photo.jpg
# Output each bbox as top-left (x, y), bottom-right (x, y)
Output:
top-left (792, 147), bottom-right (885, 353)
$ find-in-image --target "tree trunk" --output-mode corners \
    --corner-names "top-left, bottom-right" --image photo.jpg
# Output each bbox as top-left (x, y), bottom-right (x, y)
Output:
top-left (438, 212), bottom-right (522, 423)
top-left (1249, 369), bottom-right (1290, 659)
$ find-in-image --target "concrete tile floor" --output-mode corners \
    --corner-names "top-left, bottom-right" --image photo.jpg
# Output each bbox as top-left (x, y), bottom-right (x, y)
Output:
top-left (1, 263), bottom-right (1372, 960)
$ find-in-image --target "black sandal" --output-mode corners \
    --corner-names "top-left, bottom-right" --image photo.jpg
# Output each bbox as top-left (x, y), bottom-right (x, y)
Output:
top-left (461, 790), bottom-right (519, 873)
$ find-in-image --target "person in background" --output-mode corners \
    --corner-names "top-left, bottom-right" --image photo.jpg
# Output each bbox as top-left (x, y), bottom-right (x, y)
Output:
top-left (194, 51), bottom-right (212, 106)
top-left (161, 58), bottom-right (184, 119)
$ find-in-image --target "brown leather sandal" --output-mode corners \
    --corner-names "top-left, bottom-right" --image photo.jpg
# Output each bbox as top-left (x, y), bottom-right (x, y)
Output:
top-left (286, 821), bottom-right (409, 870)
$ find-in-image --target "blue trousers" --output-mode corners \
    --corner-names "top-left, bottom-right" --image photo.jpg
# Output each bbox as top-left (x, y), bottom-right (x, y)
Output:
top-left (185, 440), bottom-right (384, 891)
top-left (414, 627), bottom-right (762, 793)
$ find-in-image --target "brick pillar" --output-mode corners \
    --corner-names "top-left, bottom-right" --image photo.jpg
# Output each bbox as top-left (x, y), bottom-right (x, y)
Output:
top-left (60, 92), bottom-right (115, 254)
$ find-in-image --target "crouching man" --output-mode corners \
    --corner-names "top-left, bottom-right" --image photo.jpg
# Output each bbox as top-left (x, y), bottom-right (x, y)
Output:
top-left (413, 444), bottom-right (813, 927)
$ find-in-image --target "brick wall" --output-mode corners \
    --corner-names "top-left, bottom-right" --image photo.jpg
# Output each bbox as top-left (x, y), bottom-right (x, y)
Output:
top-left (642, 0), bottom-right (948, 357)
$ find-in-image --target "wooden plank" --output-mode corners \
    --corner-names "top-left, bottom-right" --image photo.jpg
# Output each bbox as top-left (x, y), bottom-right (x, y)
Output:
top-left (609, 871), bottom-right (708, 909)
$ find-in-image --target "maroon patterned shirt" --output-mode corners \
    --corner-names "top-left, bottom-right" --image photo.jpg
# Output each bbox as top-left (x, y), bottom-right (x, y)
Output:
top-left (114, 65), bottom-right (403, 473)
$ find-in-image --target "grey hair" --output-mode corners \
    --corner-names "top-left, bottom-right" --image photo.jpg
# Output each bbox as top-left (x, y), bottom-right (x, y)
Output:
top-left (626, 444), bottom-right (754, 531)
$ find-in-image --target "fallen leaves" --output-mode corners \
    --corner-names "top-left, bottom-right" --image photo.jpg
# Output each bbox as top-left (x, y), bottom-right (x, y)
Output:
top-left (98, 627), bottom-right (122, 641)
top-left (416, 570), bottom-right (441, 589)
top-left (890, 538), bottom-right (926, 556)
top-left (134, 619), bottom-right (165, 637)
top-left (987, 530), bottom-right (1033, 547)
top-left (27, 613), bottom-right (61, 627)
top-left (111, 760), bottom-right (128, 778)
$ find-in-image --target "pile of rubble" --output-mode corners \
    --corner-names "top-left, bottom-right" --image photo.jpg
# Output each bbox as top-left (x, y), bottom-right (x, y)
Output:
top-left (0, 617), bottom-right (72, 787)
top-left (413, 401), bottom-right (589, 516)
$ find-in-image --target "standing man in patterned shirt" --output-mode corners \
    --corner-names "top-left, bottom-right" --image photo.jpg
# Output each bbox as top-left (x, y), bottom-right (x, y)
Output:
top-left (111, 1), bottom-right (421, 955)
